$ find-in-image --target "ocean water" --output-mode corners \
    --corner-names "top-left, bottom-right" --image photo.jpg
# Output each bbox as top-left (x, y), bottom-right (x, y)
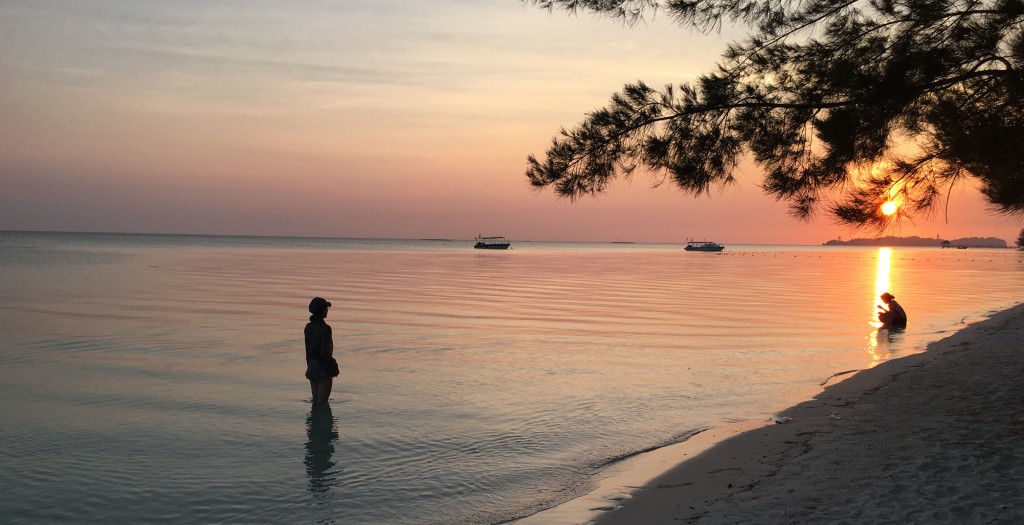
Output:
top-left (1, 231), bottom-right (1021, 524)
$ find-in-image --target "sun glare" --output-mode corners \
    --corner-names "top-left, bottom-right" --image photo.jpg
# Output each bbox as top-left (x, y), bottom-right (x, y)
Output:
top-left (867, 247), bottom-right (893, 364)
top-left (881, 201), bottom-right (898, 215)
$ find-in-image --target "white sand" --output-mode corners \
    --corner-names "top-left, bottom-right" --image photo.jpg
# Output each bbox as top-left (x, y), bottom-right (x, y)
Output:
top-left (584, 303), bottom-right (1024, 524)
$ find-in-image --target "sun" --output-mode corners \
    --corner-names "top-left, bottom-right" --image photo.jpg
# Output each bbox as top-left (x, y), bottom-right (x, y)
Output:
top-left (881, 201), bottom-right (898, 216)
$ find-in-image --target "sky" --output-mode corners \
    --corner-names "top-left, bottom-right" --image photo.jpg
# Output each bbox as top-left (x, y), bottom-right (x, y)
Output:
top-left (1, 0), bottom-right (1021, 244)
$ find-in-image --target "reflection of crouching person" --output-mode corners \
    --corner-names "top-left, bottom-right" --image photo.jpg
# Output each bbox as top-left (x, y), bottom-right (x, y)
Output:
top-left (305, 297), bottom-right (338, 406)
top-left (878, 292), bottom-right (908, 328)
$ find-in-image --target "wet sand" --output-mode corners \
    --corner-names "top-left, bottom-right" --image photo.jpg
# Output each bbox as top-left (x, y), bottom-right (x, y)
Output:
top-left (591, 303), bottom-right (1024, 524)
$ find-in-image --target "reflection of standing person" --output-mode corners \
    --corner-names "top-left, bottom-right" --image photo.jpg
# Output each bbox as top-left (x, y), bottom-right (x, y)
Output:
top-left (304, 404), bottom-right (339, 496)
top-left (878, 292), bottom-right (908, 328)
top-left (305, 297), bottom-right (337, 406)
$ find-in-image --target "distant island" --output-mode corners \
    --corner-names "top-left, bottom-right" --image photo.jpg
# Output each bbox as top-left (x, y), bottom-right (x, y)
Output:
top-left (823, 235), bottom-right (1008, 248)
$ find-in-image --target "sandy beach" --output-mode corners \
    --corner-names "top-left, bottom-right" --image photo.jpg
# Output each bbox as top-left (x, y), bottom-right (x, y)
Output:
top-left (588, 303), bottom-right (1024, 524)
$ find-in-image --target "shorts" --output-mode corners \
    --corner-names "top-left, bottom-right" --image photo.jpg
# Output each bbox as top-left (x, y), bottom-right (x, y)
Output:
top-left (305, 359), bottom-right (333, 382)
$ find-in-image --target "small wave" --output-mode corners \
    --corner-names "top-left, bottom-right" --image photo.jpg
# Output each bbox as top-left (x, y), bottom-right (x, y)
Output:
top-left (594, 427), bottom-right (712, 469)
top-left (820, 369), bottom-right (860, 386)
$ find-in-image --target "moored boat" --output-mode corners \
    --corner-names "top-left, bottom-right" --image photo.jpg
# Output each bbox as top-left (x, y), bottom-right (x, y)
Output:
top-left (684, 240), bottom-right (725, 252)
top-left (474, 235), bottom-right (511, 250)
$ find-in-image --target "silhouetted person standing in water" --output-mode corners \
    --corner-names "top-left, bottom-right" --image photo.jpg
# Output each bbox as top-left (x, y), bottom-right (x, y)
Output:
top-left (878, 292), bottom-right (908, 328)
top-left (305, 297), bottom-right (338, 406)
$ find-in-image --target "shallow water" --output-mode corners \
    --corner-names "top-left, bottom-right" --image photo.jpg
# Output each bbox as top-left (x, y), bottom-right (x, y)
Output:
top-left (1, 232), bottom-right (1021, 524)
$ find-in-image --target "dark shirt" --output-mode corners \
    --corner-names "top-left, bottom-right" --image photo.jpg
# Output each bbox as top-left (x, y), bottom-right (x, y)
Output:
top-left (885, 300), bottom-right (908, 327)
top-left (304, 317), bottom-right (333, 360)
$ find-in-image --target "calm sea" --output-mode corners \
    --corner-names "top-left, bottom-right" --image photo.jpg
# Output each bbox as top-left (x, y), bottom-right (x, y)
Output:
top-left (1, 231), bottom-right (1021, 524)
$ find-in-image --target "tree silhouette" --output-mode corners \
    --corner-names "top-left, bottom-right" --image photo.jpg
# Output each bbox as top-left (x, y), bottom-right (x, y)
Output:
top-left (1017, 227), bottom-right (1024, 247)
top-left (525, 0), bottom-right (1024, 231)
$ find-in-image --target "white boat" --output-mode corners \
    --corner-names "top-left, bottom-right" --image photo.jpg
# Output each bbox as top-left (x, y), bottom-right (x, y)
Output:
top-left (474, 235), bottom-right (510, 250)
top-left (684, 241), bottom-right (724, 252)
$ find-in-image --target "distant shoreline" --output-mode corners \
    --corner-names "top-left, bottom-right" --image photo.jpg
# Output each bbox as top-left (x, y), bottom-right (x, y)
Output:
top-left (822, 234), bottom-right (1009, 248)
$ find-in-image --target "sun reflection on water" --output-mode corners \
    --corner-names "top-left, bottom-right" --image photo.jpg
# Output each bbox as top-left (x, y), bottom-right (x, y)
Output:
top-left (866, 248), bottom-right (893, 365)
top-left (874, 248), bottom-right (891, 314)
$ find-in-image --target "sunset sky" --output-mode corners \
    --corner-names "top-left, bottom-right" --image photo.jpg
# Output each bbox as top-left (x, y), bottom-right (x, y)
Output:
top-left (2, 0), bottom-right (1020, 244)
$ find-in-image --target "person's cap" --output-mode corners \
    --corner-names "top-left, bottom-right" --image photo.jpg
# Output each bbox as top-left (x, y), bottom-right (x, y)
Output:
top-left (309, 297), bottom-right (332, 314)
top-left (880, 292), bottom-right (894, 301)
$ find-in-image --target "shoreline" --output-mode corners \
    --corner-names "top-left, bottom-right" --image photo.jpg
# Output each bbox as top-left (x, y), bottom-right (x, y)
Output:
top-left (520, 302), bottom-right (1024, 524)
